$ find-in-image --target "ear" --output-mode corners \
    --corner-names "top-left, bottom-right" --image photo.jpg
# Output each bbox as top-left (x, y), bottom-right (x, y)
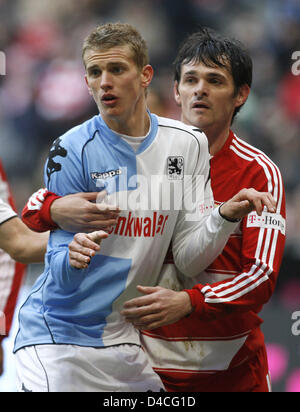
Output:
top-left (141, 64), bottom-right (154, 88)
top-left (85, 74), bottom-right (93, 96)
top-left (235, 84), bottom-right (250, 108)
top-left (173, 81), bottom-right (181, 106)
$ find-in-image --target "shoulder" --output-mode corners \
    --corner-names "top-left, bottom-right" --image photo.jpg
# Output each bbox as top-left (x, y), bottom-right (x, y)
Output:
top-left (230, 134), bottom-right (284, 199)
top-left (156, 116), bottom-right (208, 146)
top-left (49, 115), bottom-right (101, 156)
top-left (230, 133), bottom-right (282, 176)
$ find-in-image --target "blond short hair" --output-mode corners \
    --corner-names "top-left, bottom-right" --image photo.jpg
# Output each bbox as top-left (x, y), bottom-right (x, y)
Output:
top-left (82, 23), bottom-right (149, 70)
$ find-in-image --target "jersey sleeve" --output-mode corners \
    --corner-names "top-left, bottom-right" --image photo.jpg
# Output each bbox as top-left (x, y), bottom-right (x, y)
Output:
top-left (21, 188), bottom-right (60, 232)
top-left (171, 133), bottom-right (239, 277)
top-left (0, 199), bottom-right (17, 225)
top-left (185, 158), bottom-right (286, 320)
top-left (41, 135), bottom-right (89, 289)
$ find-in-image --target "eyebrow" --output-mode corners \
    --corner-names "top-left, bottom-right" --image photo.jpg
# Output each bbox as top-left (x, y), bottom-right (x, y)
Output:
top-left (206, 72), bottom-right (227, 80)
top-left (87, 64), bottom-right (100, 71)
top-left (182, 70), bottom-right (198, 77)
top-left (87, 61), bottom-right (128, 71)
top-left (182, 69), bottom-right (228, 80)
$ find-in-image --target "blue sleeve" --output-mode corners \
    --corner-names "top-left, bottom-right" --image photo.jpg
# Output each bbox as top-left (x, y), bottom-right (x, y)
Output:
top-left (47, 244), bottom-right (88, 291)
top-left (44, 134), bottom-right (87, 195)
top-left (43, 132), bottom-right (89, 289)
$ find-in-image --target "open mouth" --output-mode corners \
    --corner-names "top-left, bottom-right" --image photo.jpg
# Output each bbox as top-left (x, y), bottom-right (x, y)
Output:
top-left (102, 94), bottom-right (118, 105)
top-left (192, 102), bottom-right (210, 110)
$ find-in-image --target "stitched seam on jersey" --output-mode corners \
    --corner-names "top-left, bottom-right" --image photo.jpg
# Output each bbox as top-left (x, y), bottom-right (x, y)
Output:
top-left (81, 130), bottom-right (99, 187)
top-left (34, 346), bottom-right (50, 392)
top-left (41, 272), bottom-right (56, 344)
top-left (158, 124), bottom-right (201, 165)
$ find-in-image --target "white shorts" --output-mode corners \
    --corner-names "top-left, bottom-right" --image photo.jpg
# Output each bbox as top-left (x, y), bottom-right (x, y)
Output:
top-left (15, 344), bottom-right (165, 392)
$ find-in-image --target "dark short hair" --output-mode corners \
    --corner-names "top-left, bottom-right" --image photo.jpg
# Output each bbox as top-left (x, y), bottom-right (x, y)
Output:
top-left (174, 27), bottom-right (253, 122)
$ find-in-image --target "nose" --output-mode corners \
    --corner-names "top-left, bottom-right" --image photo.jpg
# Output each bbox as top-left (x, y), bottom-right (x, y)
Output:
top-left (194, 80), bottom-right (208, 97)
top-left (100, 71), bottom-right (113, 91)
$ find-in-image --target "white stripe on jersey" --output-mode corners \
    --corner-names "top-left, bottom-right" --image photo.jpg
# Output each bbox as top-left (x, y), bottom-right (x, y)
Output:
top-left (142, 332), bottom-right (248, 371)
top-left (201, 136), bottom-right (284, 304)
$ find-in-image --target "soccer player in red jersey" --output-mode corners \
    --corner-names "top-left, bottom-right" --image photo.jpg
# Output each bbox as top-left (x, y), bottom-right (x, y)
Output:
top-left (122, 27), bottom-right (286, 392)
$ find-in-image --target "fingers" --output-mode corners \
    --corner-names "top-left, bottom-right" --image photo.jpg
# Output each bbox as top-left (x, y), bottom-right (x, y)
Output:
top-left (128, 314), bottom-right (162, 330)
top-left (263, 192), bottom-right (277, 213)
top-left (68, 231), bottom-right (108, 269)
top-left (71, 233), bottom-right (101, 252)
top-left (69, 252), bottom-right (91, 269)
top-left (136, 285), bottom-right (160, 295)
top-left (244, 189), bottom-right (276, 216)
top-left (85, 205), bottom-right (121, 219)
top-left (122, 295), bottom-right (156, 311)
top-left (223, 188), bottom-right (277, 220)
top-left (74, 192), bottom-right (99, 201)
top-left (87, 230), bottom-right (109, 245)
top-left (122, 286), bottom-right (161, 310)
top-left (121, 304), bottom-right (163, 330)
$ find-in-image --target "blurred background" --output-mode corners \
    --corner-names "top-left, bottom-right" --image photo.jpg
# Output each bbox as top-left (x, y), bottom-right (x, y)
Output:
top-left (0, 0), bottom-right (299, 392)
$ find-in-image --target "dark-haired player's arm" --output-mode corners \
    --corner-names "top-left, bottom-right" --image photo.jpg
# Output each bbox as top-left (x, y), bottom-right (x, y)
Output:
top-left (22, 188), bottom-right (119, 233)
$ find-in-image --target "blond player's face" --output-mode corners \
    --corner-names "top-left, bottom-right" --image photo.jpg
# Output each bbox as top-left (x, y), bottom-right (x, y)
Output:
top-left (84, 45), bottom-right (152, 131)
top-left (174, 61), bottom-right (248, 134)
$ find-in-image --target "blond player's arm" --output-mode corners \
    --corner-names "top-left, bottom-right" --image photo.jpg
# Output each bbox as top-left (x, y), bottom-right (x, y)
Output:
top-left (0, 216), bottom-right (48, 263)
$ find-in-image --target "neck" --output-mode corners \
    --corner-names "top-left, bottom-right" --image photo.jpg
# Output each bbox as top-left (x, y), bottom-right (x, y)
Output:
top-left (182, 115), bottom-right (231, 156)
top-left (102, 100), bottom-right (150, 137)
top-left (205, 126), bottom-right (230, 156)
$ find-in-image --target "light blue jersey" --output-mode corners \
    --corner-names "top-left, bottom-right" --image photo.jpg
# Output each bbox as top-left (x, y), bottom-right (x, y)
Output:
top-left (14, 113), bottom-right (235, 352)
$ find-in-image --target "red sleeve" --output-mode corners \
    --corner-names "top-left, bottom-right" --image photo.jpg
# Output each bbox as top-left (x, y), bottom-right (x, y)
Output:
top-left (184, 157), bottom-right (286, 320)
top-left (21, 188), bottom-right (61, 232)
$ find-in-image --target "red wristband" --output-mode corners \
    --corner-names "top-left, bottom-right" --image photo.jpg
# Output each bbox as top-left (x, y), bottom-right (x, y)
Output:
top-left (40, 193), bottom-right (60, 230)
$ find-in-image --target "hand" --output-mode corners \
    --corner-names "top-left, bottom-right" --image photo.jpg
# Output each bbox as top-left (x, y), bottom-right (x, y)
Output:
top-left (121, 285), bottom-right (193, 330)
top-left (69, 230), bottom-right (109, 269)
top-left (51, 192), bottom-right (120, 233)
top-left (219, 188), bottom-right (276, 221)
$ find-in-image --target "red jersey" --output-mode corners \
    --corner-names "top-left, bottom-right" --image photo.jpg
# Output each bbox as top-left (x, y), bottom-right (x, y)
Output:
top-left (140, 131), bottom-right (286, 391)
top-left (0, 160), bottom-right (26, 342)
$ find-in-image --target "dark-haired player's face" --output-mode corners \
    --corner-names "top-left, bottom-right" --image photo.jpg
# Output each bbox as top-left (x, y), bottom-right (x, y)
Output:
top-left (174, 61), bottom-right (249, 136)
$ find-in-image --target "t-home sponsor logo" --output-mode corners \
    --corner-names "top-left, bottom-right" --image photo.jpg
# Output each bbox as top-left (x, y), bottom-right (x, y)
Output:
top-left (291, 51), bottom-right (300, 76)
top-left (0, 51), bottom-right (6, 75)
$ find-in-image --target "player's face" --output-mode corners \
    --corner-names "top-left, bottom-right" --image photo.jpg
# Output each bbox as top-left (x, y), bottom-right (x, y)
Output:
top-left (174, 61), bottom-right (249, 137)
top-left (84, 45), bottom-right (153, 133)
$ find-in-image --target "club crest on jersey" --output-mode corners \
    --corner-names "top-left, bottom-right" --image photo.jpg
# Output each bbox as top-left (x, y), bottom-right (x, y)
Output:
top-left (167, 156), bottom-right (184, 180)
